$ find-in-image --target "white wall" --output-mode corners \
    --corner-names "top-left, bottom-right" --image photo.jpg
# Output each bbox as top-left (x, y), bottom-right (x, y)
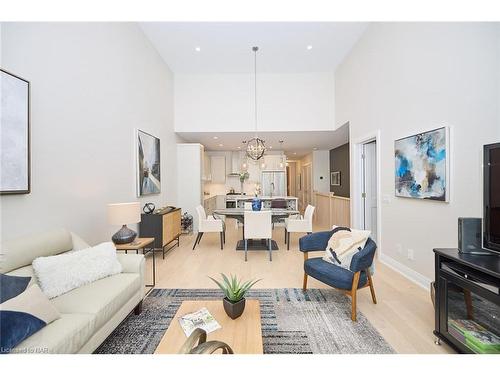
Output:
top-left (336, 23), bottom-right (500, 285)
top-left (175, 72), bottom-right (335, 132)
top-left (0, 23), bottom-right (177, 244)
top-left (312, 150), bottom-right (330, 194)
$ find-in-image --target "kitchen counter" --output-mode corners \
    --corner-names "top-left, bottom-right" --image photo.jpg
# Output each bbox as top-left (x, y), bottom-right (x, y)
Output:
top-left (231, 196), bottom-right (298, 210)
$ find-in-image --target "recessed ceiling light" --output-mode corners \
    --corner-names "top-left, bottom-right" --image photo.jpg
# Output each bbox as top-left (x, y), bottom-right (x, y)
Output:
top-left (307, 45), bottom-right (313, 50)
top-left (218, 143), bottom-right (223, 147)
top-left (213, 136), bottom-right (218, 140)
top-left (237, 146), bottom-right (241, 149)
top-left (293, 152), bottom-right (297, 155)
top-left (195, 46), bottom-right (201, 52)
top-left (313, 147), bottom-right (318, 150)
top-left (269, 146), bottom-right (273, 149)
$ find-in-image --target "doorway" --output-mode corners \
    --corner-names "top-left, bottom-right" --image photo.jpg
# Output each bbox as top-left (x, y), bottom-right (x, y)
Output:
top-left (361, 141), bottom-right (377, 240)
top-left (353, 130), bottom-right (381, 249)
top-left (301, 163), bottom-right (312, 211)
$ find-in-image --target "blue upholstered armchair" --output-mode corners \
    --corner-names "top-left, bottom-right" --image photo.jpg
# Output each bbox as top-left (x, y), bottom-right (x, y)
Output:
top-left (299, 231), bottom-right (378, 321)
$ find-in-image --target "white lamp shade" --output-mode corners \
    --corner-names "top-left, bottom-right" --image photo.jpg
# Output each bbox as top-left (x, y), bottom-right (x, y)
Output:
top-left (107, 202), bottom-right (141, 225)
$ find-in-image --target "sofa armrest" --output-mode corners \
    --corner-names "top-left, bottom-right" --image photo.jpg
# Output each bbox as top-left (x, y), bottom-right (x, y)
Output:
top-left (299, 231), bottom-right (332, 252)
top-left (117, 254), bottom-right (145, 299)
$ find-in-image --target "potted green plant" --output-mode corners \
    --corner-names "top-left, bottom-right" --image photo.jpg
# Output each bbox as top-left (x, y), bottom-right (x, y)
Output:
top-left (209, 273), bottom-right (260, 319)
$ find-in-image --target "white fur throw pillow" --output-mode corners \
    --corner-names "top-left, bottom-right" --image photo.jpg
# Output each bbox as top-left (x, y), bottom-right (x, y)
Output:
top-left (323, 226), bottom-right (371, 270)
top-left (32, 242), bottom-right (122, 299)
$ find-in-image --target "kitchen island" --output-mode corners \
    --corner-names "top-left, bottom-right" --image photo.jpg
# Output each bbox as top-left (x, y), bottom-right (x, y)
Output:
top-left (230, 196), bottom-right (298, 210)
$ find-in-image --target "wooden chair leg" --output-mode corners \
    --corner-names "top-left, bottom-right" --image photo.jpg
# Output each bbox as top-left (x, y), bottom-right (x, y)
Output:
top-left (303, 273), bottom-right (308, 290)
top-left (366, 269), bottom-right (377, 304)
top-left (351, 271), bottom-right (361, 321)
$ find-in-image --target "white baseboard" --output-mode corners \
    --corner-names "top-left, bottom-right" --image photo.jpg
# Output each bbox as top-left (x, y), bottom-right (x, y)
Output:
top-left (379, 253), bottom-right (432, 291)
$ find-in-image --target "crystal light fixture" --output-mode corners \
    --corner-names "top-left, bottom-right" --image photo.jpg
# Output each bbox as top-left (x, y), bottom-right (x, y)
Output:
top-left (246, 46), bottom-right (266, 161)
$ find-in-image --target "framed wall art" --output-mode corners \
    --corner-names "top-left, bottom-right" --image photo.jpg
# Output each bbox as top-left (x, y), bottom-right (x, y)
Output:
top-left (1, 69), bottom-right (30, 194)
top-left (395, 126), bottom-right (449, 202)
top-left (137, 129), bottom-right (161, 196)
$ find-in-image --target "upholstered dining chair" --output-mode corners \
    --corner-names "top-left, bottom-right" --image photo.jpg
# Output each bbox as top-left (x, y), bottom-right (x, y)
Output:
top-left (193, 205), bottom-right (225, 250)
top-left (243, 210), bottom-right (272, 262)
top-left (271, 198), bottom-right (287, 229)
top-left (299, 231), bottom-right (377, 321)
top-left (285, 204), bottom-right (315, 250)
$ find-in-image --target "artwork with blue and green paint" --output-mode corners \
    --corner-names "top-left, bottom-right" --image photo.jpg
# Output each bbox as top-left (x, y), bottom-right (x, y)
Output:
top-left (395, 127), bottom-right (447, 201)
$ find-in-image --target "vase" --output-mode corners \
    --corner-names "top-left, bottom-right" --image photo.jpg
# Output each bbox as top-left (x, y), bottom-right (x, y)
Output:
top-left (223, 297), bottom-right (246, 319)
top-left (252, 197), bottom-right (262, 211)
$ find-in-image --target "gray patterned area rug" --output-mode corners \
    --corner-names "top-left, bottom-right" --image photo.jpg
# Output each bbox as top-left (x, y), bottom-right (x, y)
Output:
top-left (95, 289), bottom-right (395, 354)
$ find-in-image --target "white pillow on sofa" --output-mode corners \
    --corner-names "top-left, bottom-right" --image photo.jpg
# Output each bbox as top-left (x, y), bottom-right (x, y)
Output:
top-left (32, 242), bottom-right (122, 299)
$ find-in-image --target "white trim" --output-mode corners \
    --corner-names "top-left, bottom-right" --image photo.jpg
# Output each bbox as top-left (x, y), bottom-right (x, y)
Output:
top-left (351, 129), bottom-right (382, 260)
top-left (379, 253), bottom-right (432, 290)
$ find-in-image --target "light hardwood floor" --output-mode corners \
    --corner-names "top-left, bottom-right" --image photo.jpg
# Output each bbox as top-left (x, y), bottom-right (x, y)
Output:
top-left (142, 219), bottom-right (454, 354)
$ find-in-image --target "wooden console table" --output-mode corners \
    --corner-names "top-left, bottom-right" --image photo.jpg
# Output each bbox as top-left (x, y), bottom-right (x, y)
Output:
top-left (139, 207), bottom-right (181, 259)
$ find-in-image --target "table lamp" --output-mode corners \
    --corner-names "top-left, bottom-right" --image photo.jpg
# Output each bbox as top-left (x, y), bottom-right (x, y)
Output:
top-left (107, 202), bottom-right (141, 244)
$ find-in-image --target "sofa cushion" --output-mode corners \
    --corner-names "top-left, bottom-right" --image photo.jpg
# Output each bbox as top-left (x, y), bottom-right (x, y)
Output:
top-left (1, 228), bottom-right (73, 274)
top-left (1, 284), bottom-right (61, 353)
top-left (11, 313), bottom-right (95, 354)
top-left (51, 273), bottom-right (140, 331)
top-left (0, 274), bottom-right (31, 303)
top-left (305, 257), bottom-right (367, 290)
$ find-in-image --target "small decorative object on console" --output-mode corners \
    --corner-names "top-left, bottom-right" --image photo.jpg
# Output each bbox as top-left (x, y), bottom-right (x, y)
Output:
top-left (209, 273), bottom-right (260, 319)
top-left (143, 203), bottom-right (155, 214)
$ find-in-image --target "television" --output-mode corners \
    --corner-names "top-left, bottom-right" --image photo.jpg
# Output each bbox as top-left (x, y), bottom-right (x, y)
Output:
top-left (483, 142), bottom-right (500, 253)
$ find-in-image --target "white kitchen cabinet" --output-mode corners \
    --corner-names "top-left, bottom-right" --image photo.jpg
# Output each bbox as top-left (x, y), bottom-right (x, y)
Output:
top-left (210, 156), bottom-right (226, 183)
top-left (203, 152), bottom-right (211, 181)
top-left (263, 154), bottom-right (285, 170)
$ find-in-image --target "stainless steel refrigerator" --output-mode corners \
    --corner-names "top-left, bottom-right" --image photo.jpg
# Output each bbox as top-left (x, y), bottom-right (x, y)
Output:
top-left (261, 171), bottom-right (286, 197)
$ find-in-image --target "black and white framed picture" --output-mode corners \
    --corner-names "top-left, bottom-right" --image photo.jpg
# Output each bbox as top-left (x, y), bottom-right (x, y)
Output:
top-left (136, 129), bottom-right (161, 196)
top-left (1, 69), bottom-right (30, 194)
top-left (331, 171), bottom-right (341, 186)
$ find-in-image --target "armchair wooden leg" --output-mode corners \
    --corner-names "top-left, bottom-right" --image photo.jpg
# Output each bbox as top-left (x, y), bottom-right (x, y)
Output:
top-left (303, 273), bottom-right (308, 290)
top-left (351, 271), bottom-right (361, 322)
top-left (366, 269), bottom-right (377, 304)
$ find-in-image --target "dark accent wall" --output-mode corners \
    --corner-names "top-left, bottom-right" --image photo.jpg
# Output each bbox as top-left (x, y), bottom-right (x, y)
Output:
top-left (329, 143), bottom-right (350, 197)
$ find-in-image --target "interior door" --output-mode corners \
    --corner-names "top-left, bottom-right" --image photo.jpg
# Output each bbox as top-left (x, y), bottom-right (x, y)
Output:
top-left (362, 141), bottom-right (377, 239)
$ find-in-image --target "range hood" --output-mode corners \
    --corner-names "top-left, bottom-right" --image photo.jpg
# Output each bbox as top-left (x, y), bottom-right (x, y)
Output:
top-left (227, 151), bottom-right (241, 176)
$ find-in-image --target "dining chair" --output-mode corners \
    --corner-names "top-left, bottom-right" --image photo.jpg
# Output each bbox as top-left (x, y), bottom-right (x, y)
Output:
top-left (243, 210), bottom-right (272, 261)
top-left (193, 205), bottom-right (225, 250)
top-left (284, 204), bottom-right (315, 250)
top-left (270, 198), bottom-right (287, 229)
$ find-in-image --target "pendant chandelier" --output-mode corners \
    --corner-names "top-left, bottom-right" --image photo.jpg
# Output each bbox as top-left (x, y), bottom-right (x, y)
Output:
top-left (246, 46), bottom-right (266, 161)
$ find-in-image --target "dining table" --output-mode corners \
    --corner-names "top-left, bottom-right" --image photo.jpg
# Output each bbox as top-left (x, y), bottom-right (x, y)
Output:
top-left (212, 208), bottom-right (300, 251)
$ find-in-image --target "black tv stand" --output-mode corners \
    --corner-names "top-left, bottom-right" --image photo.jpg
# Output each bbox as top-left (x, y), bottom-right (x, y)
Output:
top-left (433, 248), bottom-right (500, 353)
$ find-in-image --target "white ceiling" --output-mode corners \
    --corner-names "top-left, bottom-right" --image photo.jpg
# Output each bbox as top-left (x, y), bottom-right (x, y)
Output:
top-left (177, 124), bottom-right (349, 159)
top-left (140, 22), bottom-right (368, 74)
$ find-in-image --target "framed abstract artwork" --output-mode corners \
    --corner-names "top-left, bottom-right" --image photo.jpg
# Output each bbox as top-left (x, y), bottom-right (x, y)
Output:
top-left (137, 129), bottom-right (161, 196)
top-left (395, 126), bottom-right (449, 202)
top-left (1, 69), bottom-right (30, 194)
top-left (331, 171), bottom-right (341, 186)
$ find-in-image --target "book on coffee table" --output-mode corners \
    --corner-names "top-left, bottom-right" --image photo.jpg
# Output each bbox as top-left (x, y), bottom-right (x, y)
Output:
top-left (178, 307), bottom-right (221, 337)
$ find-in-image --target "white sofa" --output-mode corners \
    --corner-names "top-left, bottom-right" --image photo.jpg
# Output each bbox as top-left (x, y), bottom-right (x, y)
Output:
top-left (1, 228), bottom-right (145, 354)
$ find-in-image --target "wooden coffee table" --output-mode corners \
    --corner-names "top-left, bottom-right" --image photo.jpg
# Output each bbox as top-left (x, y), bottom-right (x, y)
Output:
top-left (154, 300), bottom-right (263, 354)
